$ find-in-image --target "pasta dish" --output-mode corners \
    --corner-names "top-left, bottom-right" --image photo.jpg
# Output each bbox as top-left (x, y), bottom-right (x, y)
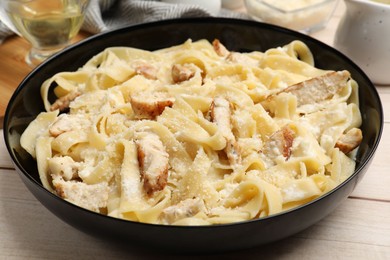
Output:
top-left (20, 39), bottom-right (362, 225)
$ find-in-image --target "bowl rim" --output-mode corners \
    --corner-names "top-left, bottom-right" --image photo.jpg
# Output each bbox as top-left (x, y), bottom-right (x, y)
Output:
top-left (3, 17), bottom-right (384, 229)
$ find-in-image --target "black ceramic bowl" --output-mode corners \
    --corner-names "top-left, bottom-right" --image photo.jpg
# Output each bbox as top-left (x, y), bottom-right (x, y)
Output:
top-left (3, 18), bottom-right (383, 253)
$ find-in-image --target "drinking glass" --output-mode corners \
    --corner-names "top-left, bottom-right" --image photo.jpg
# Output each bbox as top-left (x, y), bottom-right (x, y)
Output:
top-left (1, 0), bottom-right (90, 67)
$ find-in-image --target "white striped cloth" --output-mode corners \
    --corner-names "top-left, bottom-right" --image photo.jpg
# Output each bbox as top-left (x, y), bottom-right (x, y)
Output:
top-left (0, 0), bottom-right (249, 43)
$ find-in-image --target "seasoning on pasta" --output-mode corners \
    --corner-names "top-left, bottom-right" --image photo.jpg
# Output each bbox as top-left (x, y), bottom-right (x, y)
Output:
top-left (20, 39), bottom-right (363, 225)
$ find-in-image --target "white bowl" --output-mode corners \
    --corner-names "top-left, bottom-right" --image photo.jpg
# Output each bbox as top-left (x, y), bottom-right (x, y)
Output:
top-left (244, 0), bottom-right (339, 33)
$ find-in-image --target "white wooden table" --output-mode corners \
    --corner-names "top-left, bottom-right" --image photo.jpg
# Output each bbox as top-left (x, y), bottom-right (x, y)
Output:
top-left (0, 2), bottom-right (389, 259)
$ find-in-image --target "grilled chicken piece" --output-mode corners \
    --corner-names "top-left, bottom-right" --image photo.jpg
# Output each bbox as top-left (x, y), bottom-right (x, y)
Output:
top-left (49, 114), bottom-right (85, 137)
top-left (50, 90), bottom-right (81, 112)
top-left (210, 97), bottom-right (235, 140)
top-left (135, 63), bottom-right (158, 80)
top-left (212, 39), bottom-right (230, 57)
top-left (130, 92), bottom-right (174, 119)
top-left (278, 70), bottom-right (351, 106)
top-left (263, 125), bottom-right (295, 161)
top-left (210, 97), bottom-right (242, 166)
top-left (160, 198), bottom-right (205, 224)
top-left (136, 132), bottom-right (169, 195)
top-left (225, 141), bottom-right (242, 166)
top-left (52, 178), bottom-right (109, 213)
top-left (48, 156), bottom-right (80, 181)
top-left (171, 64), bottom-right (196, 83)
top-left (335, 128), bottom-right (363, 154)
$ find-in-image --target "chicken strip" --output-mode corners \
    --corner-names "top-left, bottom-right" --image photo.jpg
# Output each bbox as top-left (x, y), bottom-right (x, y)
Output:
top-left (171, 63), bottom-right (196, 83)
top-left (50, 90), bottom-right (81, 112)
top-left (136, 132), bottom-right (169, 195)
top-left (212, 39), bottom-right (230, 57)
top-left (210, 97), bottom-right (235, 140)
top-left (48, 113), bottom-right (87, 137)
top-left (53, 178), bottom-right (109, 213)
top-left (210, 97), bottom-right (242, 166)
top-left (135, 63), bottom-right (157, 80)
top-left (263, 125), bottom-right (295, 162)
top-left (277, 70), bottom-right (351, 106)
top-left (130, 92), bottom-right (174, 119)
top-left (48, 156), bottom-right (80, 181)
top-left (335, 127), bottom-right (363, 154)
top-left (160, 198), bottom-right (205, 224)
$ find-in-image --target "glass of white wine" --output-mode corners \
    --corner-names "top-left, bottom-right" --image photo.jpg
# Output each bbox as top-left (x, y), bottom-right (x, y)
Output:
top-left (1, 0), bottom-right (90, 67)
